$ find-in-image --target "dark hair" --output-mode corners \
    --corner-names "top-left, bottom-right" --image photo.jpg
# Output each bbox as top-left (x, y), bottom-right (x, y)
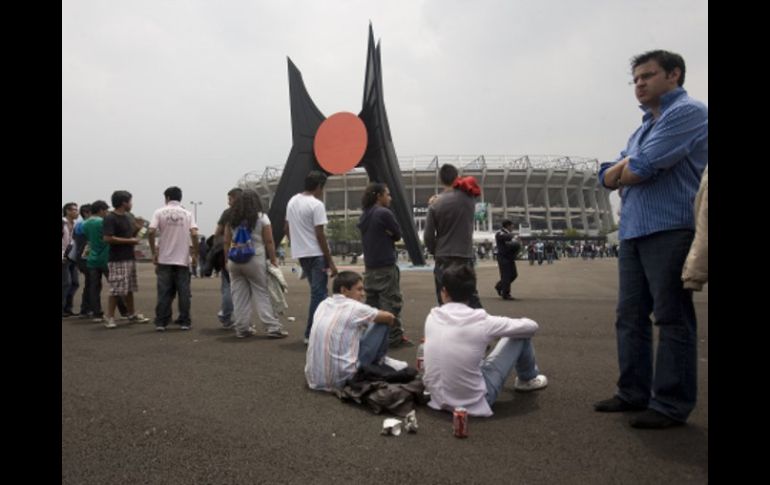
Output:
top-left (228, 189), bottom-right (263, 231)
top-left (305, 170), bottom-right (328, 191)
top-left (361, 182), bottom-right (388, 209)
top-left (91, 200), bottom-right (109, 214)
top-left (79, 204), bottom-right (92, 218)
top-left (440, 264), bottom-right (476, 303)
top-left (439, 164), bottom-right (459, 186)
top-left (62, 202), bottom-right (77, 217)
top-left (501, 219), bottom-right (513, 229)
top-left (164, 186), bottom-right (182, 202)
top-left (111, 190), bottom-right (132, 209)
top-left (333, 271), bottom-right (363, 293)
top-left (227, 187), bottom-right (243, 197)
top-left (631, 50), bottom-right (686, 86)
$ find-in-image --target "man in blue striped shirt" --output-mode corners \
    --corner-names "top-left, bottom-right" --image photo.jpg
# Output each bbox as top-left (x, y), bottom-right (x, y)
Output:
top-left (595, 50), bottom-right (707, 429)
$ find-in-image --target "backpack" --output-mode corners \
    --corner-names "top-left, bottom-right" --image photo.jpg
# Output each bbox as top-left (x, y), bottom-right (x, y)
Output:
top-left (227, 222), bottom-right (256, 263)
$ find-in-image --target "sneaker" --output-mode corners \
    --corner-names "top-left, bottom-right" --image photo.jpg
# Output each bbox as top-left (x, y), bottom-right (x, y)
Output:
top-left (266, 329), bottom-right (289, 339)
top-left (127, 314), bottom-right (150, 324)
top-left (104, 318), bottom-right (117, 329)
top-left (180, 325), bottom-right (191, 331)
top-left (221, 322), bottom-right (234, 330)
top-left (381, 356), bottom-right (408, 371)
top-left (62, 311), bottom-right (74, 318)
top-left (155, 326), bottom-right (166, 332)
top-left (629, 409), bottom-right (684, 429)
top-left (236, 328), bottom-right (257, 339)
top-left (92, 316), bottom-right (105, 323)
top-left (78, 313), bottom-right (93, 320)
top-left (514, 374), bottom-right (548, 392)
top-left (593, 396), bottom-right (647, 413)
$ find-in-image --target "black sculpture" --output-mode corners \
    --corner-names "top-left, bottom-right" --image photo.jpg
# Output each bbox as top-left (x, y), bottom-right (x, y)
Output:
top-left (268, 24), bottom-right (426, 266)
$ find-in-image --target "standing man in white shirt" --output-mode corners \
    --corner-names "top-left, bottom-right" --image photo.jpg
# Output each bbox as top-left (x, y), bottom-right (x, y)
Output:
top-left (148, 186), bottom-right (199, 331)
top-left (285, 171), bottom-right (338, 344)
top-left (422, 264), bottom-right (548, 417)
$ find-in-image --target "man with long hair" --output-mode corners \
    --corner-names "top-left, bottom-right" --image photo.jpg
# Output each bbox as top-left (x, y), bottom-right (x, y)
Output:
top-left (358, 182), bottom-right (411, 347)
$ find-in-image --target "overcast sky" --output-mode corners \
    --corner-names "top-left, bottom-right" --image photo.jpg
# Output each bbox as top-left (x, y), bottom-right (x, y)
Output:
top-left (62, 0), bottom-right (708, 233)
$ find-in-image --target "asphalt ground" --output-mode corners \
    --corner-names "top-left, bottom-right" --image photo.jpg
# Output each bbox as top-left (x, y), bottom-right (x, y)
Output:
top-left (62, 257), bottom-right (708, 484)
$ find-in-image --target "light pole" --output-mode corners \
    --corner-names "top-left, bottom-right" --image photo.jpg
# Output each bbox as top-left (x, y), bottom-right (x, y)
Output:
top-left (190, 201), bottom-right (203, 222)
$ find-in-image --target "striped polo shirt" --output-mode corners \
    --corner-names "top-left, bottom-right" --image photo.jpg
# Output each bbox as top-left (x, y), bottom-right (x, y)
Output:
top-left (304, 295), bottom-right (379, 391)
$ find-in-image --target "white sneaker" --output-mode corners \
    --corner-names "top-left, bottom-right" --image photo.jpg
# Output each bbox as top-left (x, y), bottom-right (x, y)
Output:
top-left (381, 356), bottom-right (408, 371)
top-left (104, 318), bottom-right (117, 329)
top-left (514, 374), bottom-right (548, 392)
top-left (128, 313), bottom-right (150, 324)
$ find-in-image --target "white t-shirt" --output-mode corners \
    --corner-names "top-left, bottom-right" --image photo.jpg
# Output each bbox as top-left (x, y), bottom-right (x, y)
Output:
top-left (423, 302), bottom-right (538, 417)
top-left (285, 193), bottom-right (328, 258)
top-left (304, 295), bottom-right (379, 391)
top-left (149, 201), bottom-right (198, 266)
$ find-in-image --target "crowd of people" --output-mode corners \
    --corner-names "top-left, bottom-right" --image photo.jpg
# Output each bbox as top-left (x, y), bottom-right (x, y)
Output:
top-left (63, 49), bottom-right (708, 430)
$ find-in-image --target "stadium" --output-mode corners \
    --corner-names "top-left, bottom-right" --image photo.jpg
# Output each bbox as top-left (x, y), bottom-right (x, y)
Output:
top-left (239, 154), bottom-right (615, 237)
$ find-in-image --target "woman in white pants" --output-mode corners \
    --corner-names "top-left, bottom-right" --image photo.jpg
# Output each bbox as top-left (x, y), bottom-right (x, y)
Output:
top-left (224, 190), bottom-right (288, 339)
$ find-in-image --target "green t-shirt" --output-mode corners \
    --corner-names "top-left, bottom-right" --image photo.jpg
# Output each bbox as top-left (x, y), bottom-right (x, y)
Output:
top-left (82, 217), bottom-right (110, 269)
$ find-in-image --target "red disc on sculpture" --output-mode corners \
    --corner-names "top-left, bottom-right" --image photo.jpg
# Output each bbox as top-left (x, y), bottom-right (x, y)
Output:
top-left (314, 112), bottom-right (368, 174)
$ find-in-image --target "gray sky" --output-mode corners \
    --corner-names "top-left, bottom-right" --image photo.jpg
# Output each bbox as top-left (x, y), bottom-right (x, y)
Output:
top-left (62, 0), bottom-right (708, 233)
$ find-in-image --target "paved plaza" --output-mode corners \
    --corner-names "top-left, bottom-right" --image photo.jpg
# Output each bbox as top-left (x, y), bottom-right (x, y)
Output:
top-left (62, 257), bottom-right (708, 484)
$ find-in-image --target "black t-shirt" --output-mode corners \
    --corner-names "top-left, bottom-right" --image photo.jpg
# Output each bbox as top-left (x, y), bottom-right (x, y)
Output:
top-left (103, 212), bottom-right (135, 261)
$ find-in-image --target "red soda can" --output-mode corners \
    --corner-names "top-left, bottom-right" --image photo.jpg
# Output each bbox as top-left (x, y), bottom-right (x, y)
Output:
top-left (453, 407), bottom-right (468, 438)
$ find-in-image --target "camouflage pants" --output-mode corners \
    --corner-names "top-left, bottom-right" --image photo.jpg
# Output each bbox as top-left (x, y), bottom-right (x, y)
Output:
top-left (364, 265), bottom-right (404, 343)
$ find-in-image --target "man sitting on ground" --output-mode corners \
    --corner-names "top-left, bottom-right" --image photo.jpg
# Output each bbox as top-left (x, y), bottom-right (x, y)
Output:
top-left (305, 271), bottom-right (404, 392)
top-left (422, 264), bottom-right (548, 417)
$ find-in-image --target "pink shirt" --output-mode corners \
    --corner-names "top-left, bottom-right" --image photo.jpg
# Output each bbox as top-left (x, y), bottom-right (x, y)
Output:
top-left (149, 201), bottom-right (198, 266)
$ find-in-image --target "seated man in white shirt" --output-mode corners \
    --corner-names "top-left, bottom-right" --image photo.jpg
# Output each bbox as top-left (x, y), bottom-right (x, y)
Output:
top-left (305, 271), bottom-right (403, 392)
top-left (423, 264), bottom-right (548, 417)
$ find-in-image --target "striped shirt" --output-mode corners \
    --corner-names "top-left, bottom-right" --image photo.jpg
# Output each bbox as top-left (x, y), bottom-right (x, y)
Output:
top-left (304, 295), bottom-right (379, 391)
top-left (599, 87), bottom-right (708, 240)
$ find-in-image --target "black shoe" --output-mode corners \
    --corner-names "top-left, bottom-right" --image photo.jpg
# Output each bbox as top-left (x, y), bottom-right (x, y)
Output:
top-left (594, 396), bottom-right (647, 413)
top-left (389, 335), bottom-right (414, 348)
top-left (502, 295), bottom-right (516, 300)
top-left (630, 409), bottom-right (684, 429)
top-left (494, 283), bottom-right (502, 296)
top-left (62, 311), bottom-right (74, 318)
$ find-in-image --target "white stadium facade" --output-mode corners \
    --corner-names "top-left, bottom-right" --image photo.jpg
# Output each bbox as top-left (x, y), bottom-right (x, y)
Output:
top-left (239, 154), bottom-right (615, 236)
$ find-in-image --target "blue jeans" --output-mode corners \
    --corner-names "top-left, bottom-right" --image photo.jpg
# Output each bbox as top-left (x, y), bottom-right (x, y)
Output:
top-left (62, 261), bottom-right (71, 313)
top-left (154, 264), bottom-right (192, 326)
top-left (218, 268), bottom-right (233, 324)
top-left (358, 322), bottom-right (390, 367)
top-left (78, 261), bottom-right (93, 315)
top-left (299, 256), bottom-right (329, 338)
top-left (481, 338), bottom-right (540, 406)
top-left (615, 230), bottom-right (697, 422)
top-left (63, 260), bottom-right (80, 313)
